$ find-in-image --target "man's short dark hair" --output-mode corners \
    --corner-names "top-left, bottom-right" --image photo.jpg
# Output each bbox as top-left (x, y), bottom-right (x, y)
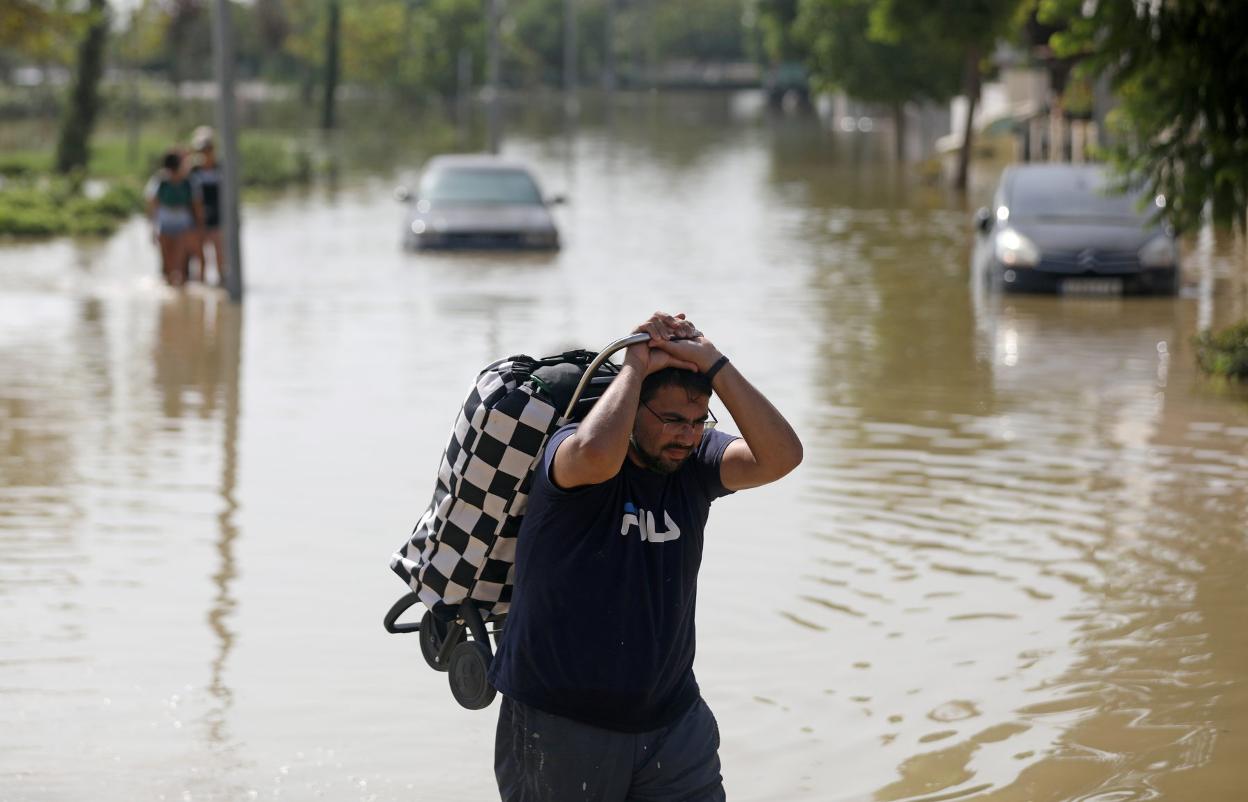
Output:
top-left (640, 367), bottom-right (712, 404)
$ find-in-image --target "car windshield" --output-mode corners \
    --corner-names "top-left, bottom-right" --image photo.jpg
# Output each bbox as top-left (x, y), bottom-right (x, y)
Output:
top-left (421, 167), bottom-right (543, 205)
top-left (1009, 169), bottom-right (1148, 222)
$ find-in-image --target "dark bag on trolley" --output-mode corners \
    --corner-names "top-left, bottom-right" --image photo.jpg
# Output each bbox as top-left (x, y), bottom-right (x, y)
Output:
top-left (389, 349), bottom-right (618, 621)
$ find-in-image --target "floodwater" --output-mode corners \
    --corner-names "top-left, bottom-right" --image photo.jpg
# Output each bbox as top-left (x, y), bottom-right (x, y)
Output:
top-left (2, 92), bottom-right (1247, 802)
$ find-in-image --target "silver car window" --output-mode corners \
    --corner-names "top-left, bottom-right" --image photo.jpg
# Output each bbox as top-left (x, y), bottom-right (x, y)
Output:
top-left (421, 168), bottom-right (543, 205)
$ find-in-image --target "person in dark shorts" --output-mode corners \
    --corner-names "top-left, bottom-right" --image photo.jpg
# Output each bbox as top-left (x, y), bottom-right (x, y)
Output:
top-left (489, 311), bottom-right (803, 801)
top-left (188, 126), bottom-right (226, 285)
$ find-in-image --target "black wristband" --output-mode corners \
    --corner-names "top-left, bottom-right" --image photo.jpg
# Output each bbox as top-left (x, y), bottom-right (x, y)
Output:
top-left (703, 355), bottom-right (730, 384)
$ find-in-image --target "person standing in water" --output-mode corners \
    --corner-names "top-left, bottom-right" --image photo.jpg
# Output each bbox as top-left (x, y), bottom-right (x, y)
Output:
top-left (489, 311), bottom-right (803, 801)
top-left (188, 126), bottom-right (227, 285)
top-left (145, 148), bottom-right (201, 287)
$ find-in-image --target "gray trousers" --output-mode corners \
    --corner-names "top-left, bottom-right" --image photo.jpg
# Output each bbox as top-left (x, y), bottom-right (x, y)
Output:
top-left (495, 695), bottom-right (726, 802)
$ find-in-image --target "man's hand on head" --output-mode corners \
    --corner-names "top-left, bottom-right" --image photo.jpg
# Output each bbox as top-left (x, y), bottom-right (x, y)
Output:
top-left (632, 311), bottom-right (699, 343)
top-left (629, 312), bottom-right (700, 375)
top-left (649, 323), bottom-right (723, 375)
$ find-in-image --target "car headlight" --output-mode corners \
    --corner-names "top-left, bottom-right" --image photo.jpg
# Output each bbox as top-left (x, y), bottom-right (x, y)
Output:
top-left (1138, 235), bottom-right (1177, 267)
top-left (994, 227), bottom-right (1040, 267)
top-left (408, 219), bottom-right (444, 246)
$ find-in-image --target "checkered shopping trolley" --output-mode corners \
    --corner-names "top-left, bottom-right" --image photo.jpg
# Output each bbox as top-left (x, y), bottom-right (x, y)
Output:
top-left (384, 333), bottom-right (649, 709)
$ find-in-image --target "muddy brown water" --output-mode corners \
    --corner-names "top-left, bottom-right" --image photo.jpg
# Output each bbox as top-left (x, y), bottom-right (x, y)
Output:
top-left (2, 93), bottom-right (1247, 801)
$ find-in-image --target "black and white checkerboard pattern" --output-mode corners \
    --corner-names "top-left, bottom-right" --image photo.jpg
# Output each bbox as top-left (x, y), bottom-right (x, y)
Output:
top-left (390, 356), bottom-right (562, 619)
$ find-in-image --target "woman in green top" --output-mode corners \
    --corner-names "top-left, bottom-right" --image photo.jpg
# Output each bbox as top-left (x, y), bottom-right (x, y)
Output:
top-left (145, 149), bottom-right (202, 287)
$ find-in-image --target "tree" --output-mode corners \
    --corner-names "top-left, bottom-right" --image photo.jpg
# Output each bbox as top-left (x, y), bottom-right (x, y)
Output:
top-left (649, 0), bottom-right (746, 63)
top-left (55, 0), bottom-right (109, 175)
top-left (166, 0), bottom-right (207, 87)
top-left (408, 0), bottom-right (486, 99)
top-left (254, 0), bottom-right (290, 55)
top-left (795, 0), bottom-right (961, 160)
top-left (871, 0), bottom-right (1026, 189)
top-left (1039, 0), bottom-right (1248, 234)
top-left (0, 1), bottom-right (68, 60)
top-left (321, 0), bottom-right (339, 129)
top-left (753, 0), bottom-right (802, 66)
top-left (277, 0), bottom-right (484, 103)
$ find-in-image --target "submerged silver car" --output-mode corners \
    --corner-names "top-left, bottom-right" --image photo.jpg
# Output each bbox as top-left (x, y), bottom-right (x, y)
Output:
top-left (972, 164), bottom-right (1179, 295)
top-left (398, 155), bottom-right (562, 250)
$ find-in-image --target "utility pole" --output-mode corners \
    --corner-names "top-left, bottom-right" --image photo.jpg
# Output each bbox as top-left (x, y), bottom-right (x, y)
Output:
top-left (210, 0), bottom-right (244, 302)
top-left (602, 0), bottom-right (615, 92)
top-left (563, 0), bottom-right (577, 113)
top-left (486, 0), bottom-right (501, 153)
top-left (456, 47), bottom-right (472, 144)
top-left (322, 1), bottom-right (340, 131)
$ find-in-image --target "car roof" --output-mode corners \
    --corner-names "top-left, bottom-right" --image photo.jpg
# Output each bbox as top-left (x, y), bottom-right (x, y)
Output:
top-left (423, 154), bottom-right (537, 173)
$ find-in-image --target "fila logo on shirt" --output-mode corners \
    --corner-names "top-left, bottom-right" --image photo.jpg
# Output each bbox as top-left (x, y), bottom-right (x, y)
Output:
top-left (620, 502), bottom-right (681, 543)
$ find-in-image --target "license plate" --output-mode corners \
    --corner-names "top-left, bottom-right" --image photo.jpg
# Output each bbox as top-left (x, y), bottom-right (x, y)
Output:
top-left (1061, 277), bottom-right (1123, 296)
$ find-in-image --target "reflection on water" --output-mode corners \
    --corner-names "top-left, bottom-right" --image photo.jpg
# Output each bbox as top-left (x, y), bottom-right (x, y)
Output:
top-left (0, 287), bottom-right (250, 799)
top-left (1, 92), bottom-right (1247, 801)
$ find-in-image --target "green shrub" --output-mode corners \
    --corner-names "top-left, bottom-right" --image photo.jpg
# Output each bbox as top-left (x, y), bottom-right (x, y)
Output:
top-left (92, 181), bottom-right (145, 218)
top-left (238, 133), bottom-right (314, 188)
top-left (0, 176), bottom-right (144, 237)
top-left (0, 201), bottom-right (61, 236)
top-left (1195, 321), bottom-right (1248, 380)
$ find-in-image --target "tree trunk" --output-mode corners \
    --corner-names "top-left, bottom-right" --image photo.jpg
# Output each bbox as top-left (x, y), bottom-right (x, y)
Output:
top-left (321, 0), bottom-right (340, 131)
top-left (603, 0), bottom-right (616, 91)
top-left (955, 47), bottom-right (981, 192)
top-left (166, 1), bottom-right (199, 96)
top-left (55, 0), bottom-right (109, 175)
top-left (893, 101), bottom-right (907, 162)
top-left (563, 0), bottom-right (576, 95)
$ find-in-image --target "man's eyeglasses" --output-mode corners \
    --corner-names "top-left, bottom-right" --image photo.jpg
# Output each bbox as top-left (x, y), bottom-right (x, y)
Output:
top-left (640, 401), bottom-right (718, 433)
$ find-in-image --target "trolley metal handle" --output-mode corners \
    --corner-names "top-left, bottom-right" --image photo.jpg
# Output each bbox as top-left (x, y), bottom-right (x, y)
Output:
top-left (561, 332), bottom-right (651, 420)
top-left (384, 591), bottom-right (422, 634)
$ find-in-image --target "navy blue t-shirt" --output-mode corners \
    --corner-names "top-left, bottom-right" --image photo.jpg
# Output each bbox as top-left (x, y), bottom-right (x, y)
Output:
top-left (488, 423), bottom-right (737, 732)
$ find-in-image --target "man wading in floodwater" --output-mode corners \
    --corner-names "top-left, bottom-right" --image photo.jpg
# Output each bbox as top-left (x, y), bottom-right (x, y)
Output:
top-left (489, 311), bottom-right (803, 801)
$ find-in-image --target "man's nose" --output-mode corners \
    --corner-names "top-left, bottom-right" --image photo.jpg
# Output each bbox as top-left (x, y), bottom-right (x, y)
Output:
top-left (672, 427), bottom-right (697, 445)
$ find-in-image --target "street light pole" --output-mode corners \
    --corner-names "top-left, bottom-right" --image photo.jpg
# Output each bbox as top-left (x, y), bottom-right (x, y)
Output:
top-left (602, 0), bottom-right (615, 92)
top-left (486, 0), bottom-right (501, 153)
top-left (563, 0), bottom-right (577, 113)
top-left (210, 0), bottom-right (243, 302)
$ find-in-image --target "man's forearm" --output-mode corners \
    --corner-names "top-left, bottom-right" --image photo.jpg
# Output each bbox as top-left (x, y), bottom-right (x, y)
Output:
top-left (561, 347), bottom-right (646, 479)
top-left (711, 360), bottom-right (803, 483)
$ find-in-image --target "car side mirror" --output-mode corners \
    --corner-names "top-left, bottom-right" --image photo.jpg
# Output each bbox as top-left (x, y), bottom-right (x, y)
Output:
top-left (974, 207), bottom-right (992, 234)
top-left (394, 186), bottom-right (412, 203)
top-left (547, 194), bottom-right (568, 206)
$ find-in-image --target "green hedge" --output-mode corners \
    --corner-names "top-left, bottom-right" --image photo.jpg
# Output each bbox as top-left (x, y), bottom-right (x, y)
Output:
top-left (0, 177), bottom-right (145, 237)
top-left (1195, 321), bottom-right (1248, 381)
top-left (236, 134), bottom-right (315, 187)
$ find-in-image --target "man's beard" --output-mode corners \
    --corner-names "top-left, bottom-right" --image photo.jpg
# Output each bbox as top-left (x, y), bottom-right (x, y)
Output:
top-left (629, 435), bottom-right (693, 475)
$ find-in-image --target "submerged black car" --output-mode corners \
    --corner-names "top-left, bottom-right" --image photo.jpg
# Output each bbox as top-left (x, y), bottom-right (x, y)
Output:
top-left (972, 164), bottom-right (1178, 295)
top-left (398, 155), bottom-right (562, 250)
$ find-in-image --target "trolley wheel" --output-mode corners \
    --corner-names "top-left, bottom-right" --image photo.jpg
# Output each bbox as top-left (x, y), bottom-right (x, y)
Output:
top-left (448, 641), bottom-right (496, 710)
top-left (418, 610), bottom-right (460, 672)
